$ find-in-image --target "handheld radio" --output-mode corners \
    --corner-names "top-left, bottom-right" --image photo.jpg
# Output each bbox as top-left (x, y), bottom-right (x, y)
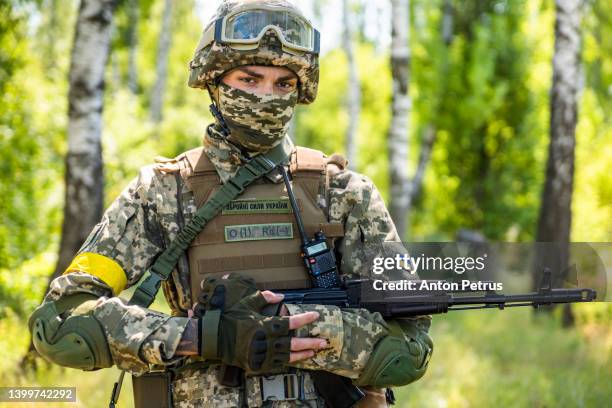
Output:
top-left (279, 165), bottom-right (341, 288)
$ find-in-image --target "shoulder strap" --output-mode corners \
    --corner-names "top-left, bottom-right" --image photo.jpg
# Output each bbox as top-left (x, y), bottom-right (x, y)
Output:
top-left (290, 146), bottom-right (339, 219)
top-left (290, 146), bottom-right (326, 174)
top-left (325, 153), bottom-right (348, 171)
top-left (180, 147), bottom-right (217, 175)
top-left (129, 143), bottom-right (290, 308)
top-left (153, 147), bottom-right (217, 177)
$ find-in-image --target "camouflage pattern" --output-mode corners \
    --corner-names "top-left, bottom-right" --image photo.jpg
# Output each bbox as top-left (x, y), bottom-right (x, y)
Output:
top-left (284, 304), bottom-right (388, 379)
top-left (37, 123), bottom-right (430, 404)
top-left (172, 365), bottom-right (323, 407)
top-left (326, 168), bottom-right (408, 280)
top-left (204, 123), bottom-right (295, 183)
top-left (46, 273), bottom-right (189, 375)
top-left (188, 0), bottom-right (319, 104)
top-left (218, 82), bottom-right (297, 152)
top-left (202, 124), bottom-right (245, 183)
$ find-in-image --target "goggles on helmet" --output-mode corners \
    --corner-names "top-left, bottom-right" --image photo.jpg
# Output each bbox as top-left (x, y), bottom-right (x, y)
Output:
top-left (196, 4), bottom-right (321, 55)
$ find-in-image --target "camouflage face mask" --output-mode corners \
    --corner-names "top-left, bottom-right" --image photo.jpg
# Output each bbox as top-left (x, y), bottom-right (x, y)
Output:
top-left (218, 82), bottom-right (297, 152)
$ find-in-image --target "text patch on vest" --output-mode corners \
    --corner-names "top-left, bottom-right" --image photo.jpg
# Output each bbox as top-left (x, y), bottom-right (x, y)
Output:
top-left (224, 223), bottom-right (294, 242)
top-left (221, 198), bottom-right (293, 215)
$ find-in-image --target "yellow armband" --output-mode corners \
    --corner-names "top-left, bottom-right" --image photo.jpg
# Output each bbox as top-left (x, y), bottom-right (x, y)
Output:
top-left (64, 252), bottom-right (128, 295)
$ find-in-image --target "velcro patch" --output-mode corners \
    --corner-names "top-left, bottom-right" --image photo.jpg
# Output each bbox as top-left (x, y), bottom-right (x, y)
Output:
top-left (225, 223), bottom-right (294, 242)
top-left (221, 199), bottom-right (293, 215)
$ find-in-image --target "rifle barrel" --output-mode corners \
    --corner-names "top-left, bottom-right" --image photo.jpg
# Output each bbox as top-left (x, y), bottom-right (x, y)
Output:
top-left (273, 282), bottom-right (597, 318)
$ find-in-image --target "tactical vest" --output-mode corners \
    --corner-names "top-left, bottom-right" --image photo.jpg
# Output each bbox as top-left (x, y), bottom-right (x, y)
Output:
top-left (150, 146), bottom-right (390, 408)
top-left (166, 145), bottom-right (345, 310)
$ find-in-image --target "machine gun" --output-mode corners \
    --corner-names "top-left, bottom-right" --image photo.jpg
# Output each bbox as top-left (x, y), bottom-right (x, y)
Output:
top-left (268, 268), bottom-right (597, 318)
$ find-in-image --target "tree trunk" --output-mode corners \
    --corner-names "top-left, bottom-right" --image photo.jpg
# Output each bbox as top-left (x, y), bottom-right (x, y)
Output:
top-left (535, 0), bottom-right (583, 326)
top-left (127, 0), bottom-right (139, 93)
top-left (25, 0), bottom-right (115, 365)
top-left (343, 0), bottom-right (361, 169)
top-left (388, 0), bottom-right (411, 239)
top-left (442, 0), bottom-right (454, 45)
top-left (406, 125), bottom-right (436, 215)
top-left (150, 0), bottom-right (173, 124)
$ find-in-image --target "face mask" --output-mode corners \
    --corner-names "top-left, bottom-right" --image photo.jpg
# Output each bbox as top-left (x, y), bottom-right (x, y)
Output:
top-left (217, 82), bottom-right (298, 152)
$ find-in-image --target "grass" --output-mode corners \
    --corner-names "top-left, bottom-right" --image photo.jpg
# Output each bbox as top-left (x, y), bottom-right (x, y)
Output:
top-left (394, 304), bottom-right (612, 408)
top-left (0, 309), bottom-right (134, 408)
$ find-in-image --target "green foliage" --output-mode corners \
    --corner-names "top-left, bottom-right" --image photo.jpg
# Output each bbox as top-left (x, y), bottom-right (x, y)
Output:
top-left (572, 0), bottom-right (612, 241)
top-left (0, 2), bottom-right (60, 270)
top-left (0, 251), bottom-right (56, 318)
top-left (410, 0), bottom-right (543, 241)
top-left (295, 44), bottom-right (392, 197)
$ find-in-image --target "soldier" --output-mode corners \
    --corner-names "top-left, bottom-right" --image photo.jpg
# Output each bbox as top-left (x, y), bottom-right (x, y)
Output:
top-left (28, 1), bottom-right (433, 407)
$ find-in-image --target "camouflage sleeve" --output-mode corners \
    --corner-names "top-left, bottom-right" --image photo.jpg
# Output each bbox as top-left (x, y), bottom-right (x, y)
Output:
top-left (44, 166), bottom-right (189, 375)
top-left (328, 168), bottom-right (402, 278)
top-left (287, 167), bottom-right (431, 378)
top-left (286, 304), bottom-right (388, 378)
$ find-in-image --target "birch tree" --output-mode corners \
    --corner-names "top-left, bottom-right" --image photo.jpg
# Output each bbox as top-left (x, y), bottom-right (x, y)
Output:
top-left (535, 0), bottom-right (583, 326)
top-left (342, 0), bottom-right (361, 169)
top-left (25, 0), bottom-right (115, 364)
top-left (150, 0), bottom-right (173, 124)
top-left (388, 0), bottom-right (411, 238)
top-left (53, 0), bottom-right (116, 280)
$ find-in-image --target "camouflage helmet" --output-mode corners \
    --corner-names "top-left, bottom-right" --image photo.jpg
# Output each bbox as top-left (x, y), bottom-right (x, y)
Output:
top-left (188, 0), bottom-right (320, 104)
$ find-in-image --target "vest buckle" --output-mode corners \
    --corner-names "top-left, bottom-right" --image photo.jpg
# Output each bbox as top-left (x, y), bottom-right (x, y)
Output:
top-left (260, 373), bottom-right (303, 401)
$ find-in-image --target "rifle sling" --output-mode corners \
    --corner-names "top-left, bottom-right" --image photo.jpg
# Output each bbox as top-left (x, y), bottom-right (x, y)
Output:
top-left (129, 143), bottom-right (289, 308)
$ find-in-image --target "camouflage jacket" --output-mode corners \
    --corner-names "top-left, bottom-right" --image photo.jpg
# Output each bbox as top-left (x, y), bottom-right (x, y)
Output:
top-left (43, 128), bottom-right (429, 406)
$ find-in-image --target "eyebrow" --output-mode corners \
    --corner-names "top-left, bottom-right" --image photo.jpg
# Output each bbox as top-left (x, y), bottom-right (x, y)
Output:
top-left (237, 67), bottom-right (297, 82)
top-left (238, 67), bottom-right (264, 79)
top-left (277, 74), bottom-right (298, 82)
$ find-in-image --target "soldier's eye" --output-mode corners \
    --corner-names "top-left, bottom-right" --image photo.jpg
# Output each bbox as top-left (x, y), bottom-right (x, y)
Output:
top-left (276, 81), bottom-right (296, 90)
top-left (239, 76), bottom-right (257, 85)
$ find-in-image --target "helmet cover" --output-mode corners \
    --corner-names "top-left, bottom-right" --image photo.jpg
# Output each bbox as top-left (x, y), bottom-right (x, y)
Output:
top-left (188, 0), bottom-right (319, 104)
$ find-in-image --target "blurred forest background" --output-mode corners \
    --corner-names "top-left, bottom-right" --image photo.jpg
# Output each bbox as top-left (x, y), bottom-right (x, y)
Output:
top-left (0, 0), bottom-right (611, 406)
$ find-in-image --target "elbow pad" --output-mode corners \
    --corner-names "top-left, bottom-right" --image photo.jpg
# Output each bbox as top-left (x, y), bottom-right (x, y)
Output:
top-left (28, 294), bottom-right (112, 371)
top-left (355, 319), bottom-right (433, 388)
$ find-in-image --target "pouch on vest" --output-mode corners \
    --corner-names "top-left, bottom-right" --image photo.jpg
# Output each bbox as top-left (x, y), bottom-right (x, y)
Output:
top-left (132, 372), bottom-right (172, 408)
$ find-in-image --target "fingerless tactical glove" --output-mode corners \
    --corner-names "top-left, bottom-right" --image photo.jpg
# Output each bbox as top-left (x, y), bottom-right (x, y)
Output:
top-left (197, 275), bottom-right (292, 375)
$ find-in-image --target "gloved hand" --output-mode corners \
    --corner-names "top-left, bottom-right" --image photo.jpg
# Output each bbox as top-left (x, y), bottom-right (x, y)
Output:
top-left (197, 274), bottom-right (258, 313)
top-left (197, 275), bottom-right (296, 375)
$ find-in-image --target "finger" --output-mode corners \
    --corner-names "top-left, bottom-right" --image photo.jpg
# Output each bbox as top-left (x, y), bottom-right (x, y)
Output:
top-left (244, 291), bottom-right (272, 310)
top-left (289, 311), bottom-right (319, 330)
top-left (289, 350), bottom-right (315, 363)
top-left (291, 337), bottom-right (328, 351)
top-left (279, 304), bottom-right (289, 316)
top-left (221, 274), bottom-right (229, 279)
top-left (261, 290), bottom-right (284, 304)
